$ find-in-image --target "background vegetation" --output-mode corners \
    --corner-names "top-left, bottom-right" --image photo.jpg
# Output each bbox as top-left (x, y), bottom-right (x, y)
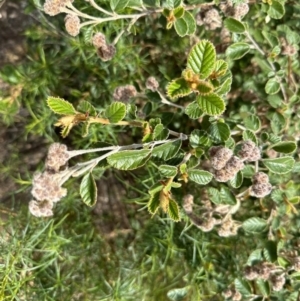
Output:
top-left (0, 0), bottom-right (299, 300)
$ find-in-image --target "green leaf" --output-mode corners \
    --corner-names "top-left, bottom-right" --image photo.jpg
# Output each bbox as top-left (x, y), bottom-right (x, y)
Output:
top-left (256, 279), bottom-right (270, 297)
top-left (220, 186), bottom-right (236, 205)
top-left (271, 141), bottom-right (297, 154)
top-left (108, 149), bottom-right (151, 170)
top-left (182, 11), bottom-right (196, 35)
top-left (244, 114), bottom-right (261, 132)
top-left (226, 42), bottom-right (250, 60)
top-left (242, 165), bottom-right (255, 178)
top-left (224, 17), bottom-right (246, 33)
top-left (80, 173), bottom-right (97, 207)
top-left (270, 111), bottom-right (286, 134)
top-left (268, 0), bottom-right (285, 19)
top-left (265, 78), bottom-right (280, 95)
top-left (158, 165), bottom-right (178, 178)
top-left (262, 31), bottom-right (279, 47)
top-left (152, 140), bottom-right (182, 160)
top-left (174, 18), bottom-right (188, 37)
top-left (168, 199), bottom-right (180, 221)
top-left (173, 6), bottom-right (184, 18)
top-left (215, 76), bottom-right (232, 95)
top-left (197, 93), bottom-right (225, 116)
top-left (110, 0), bottom-right (130, 11)
top-left (189, 129), bottom-right (211, 148)
top-left (166, 78), bottom-right (192, 100)
top-left (77, 100), bottom-right (97, 117)
top-left (185, 101), bottom-right (203, 119)
top-left (262, 157), bottom-right (295, 174)
top-left (149, 182), bottom-right (164, 195)
top-left (208, 122), bottom-right (230, 143)
top-left (188, 170), bottom-right (213, 185)
top-left (47, 97), bottom-right (77, 115)
top-left (263, 241), bottom-right (277, 262)
top-left (242, 130), bottom-right (257, 144)
top-left (153, 124), bottom-right (169, 140)
top-left (167, 287), bottom-right (188, 301)
top-left (247, 249), bottom-right (263, 265)
top-left (243, 217), bottom-right (268, 233)
top-left (105, 102), bottom-right (126, 123)
top-left (148, 192), bottom-right (160, 215)
top-left (234, 278), bottom-right (252, 296)
top-left (187, 40), bottom-right (216, 79)
top-left (195, 81), bottom-right (213, 95)
top-left (212, 60), bottom-right (228, 78)
top-left (230, 171), bottom-right (243, 189)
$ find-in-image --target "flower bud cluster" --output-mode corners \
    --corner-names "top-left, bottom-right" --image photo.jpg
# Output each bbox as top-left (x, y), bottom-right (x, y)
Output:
top-left (65, 14), bottom-right (80, 37)
top-left (113, 85), bottom-right (137, 102)
top-left (29, 143), bottom-right (69, 217)
top-left (146, 76), bottom-right (159, 92)
top-left (220, 0), bottom-right (249, 20)
top-left (249, 172), bottom-right (272, 198)
top-left (217, 216), bottom-right (239, 237)
top-left (210, 147), bottom-right (244, 182)
top-left (223, 288), bottom-right (242, 301)
top-left (196, 8), bottom-right (222, 30)
top-left (44, 0), bottom-right (73, 16)
top-left (282, 44), bottom-right (297, 56)
top-left (244, 262), bottom-right (285, 292)
top-left (238, 140), bottom-right (261, 162)
top-left (92, 33), bottom-right (116, 61)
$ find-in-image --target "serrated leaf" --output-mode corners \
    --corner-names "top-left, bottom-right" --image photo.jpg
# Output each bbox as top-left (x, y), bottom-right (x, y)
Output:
top-left (234, 278), bottom-right (252, 296)
top-left (188, 170), bottom-right (213, 185)
top-left (243, 217), bottom-right (268, 233)
top-left (81, 121), bottom-right (91, 137)
top-left (226, 42), bottom-right (250, 60)
top-left (220, 186), bottom-right (236, 205)
top-left (197, 93), bottom-right (225, 116)
top-left (224, 17), bottom-right (246, 33)
top-left (230, 171), bottom-right (243, 188)
top-left (80, 173), bottom-right (97, 207)
top-left (242, 165), bottom-right (255, 178)
top-left (247, 249), bottom-right (263, 265)
top-left (215, 76), bottom-right (232, 95)
top-left (159, 165), bottom-right (178, 178)
top-left (47, 97), bottom-right (77, 115)
top-left (174, 18), bottom-right (188, 37)
top-left (268, 0), bottom-right (285, 19)
top-left (244, 114), bottom-right (261, 132)
top-left (189, 129), bottom-right (211, 148)
top-left (185, 101), bottom-right (203, 119)
top-left (166, 78), bottom-right (192, 100)
top-left (105, 102), bottom-right (126, 123)
top-left (167, 287), bottom-right (188, 301)
top-left (148, 192), bottom-right (160, 215)
top-left (256, 279), bottom-right (270, 297)
top-left (263, 241), bottom-right (277, 262)
top-left (271, 141), bottom-right (297, 154)
top-left (208, 122), bottom-right (230, 143)
top-left (168, 199), bottom-right (180, 221)
top-left (83, 26), bottom-right (94, 45)
top-left (152, 140), bottom-right (182, 160)
top-left (271, 189), bottom-right (284, 203)
top-left (110, 0), bottom-right (130, 11)
top-left (265, 78), bottom-right (280, 95)
top-left (153, 124), bottom-right (169, 140)
top-left (242, 130), bottom-right (257, 144)
top-left (149, 182), bottom-right (164, 195)
top-left (173, 6), bottom-right (184, 18)
top-left (207, 187), bottom-right (221, 205)
top-left (187, 40), bottom-right (216, 79)
top-left (270, 111), bottom-right (286, 134)
top-left (77, 100), bottom-right (97, 117)
top-left (262, 31), bottom-right (279, 47)
top-left (182, 11), bottom-right (196, 35)
top-left (107, 149), bottom-right (151, 170)
top-left (262, 157), bottom-right (294, 174)
top-left (195, 80), bottom-right (213, 95)
top-left (211, 60), bottom-right (228, 78)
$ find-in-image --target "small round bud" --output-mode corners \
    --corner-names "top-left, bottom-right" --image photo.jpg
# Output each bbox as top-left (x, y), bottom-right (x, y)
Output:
top-left (238, 140), bottom-right (261, 162)
top-left (146, 76), bottom-right (159, 92)
top-left (232, 290), bottom-right (242, 301)
top-left (292, 256), bottom-right (300, 271)
top-left (270, 274), bottom-right (285, 291)
top-left (196, 217), bottom-right (216, 232)
top-left (282, 45), bottom-right (297, 56)
top-left (224, 156), bottom-right (244, 174)
top-left (29, 200), bottom-right (53, 217)
top-left (65, 14), bottom-right (80, 37)
top-left (214, 168), bottom-right (235, 182)
top-left (244, 266), bottom-right (259, 280)
top-left (183, 194), bottom-right (194, 214)
top-left (113, 85), bottom-right (137, 102)
top-left (209, 146), bottom-right (223, 157)
top-left (97, 44), bottom-right (116, 61)
top-left (46, 143), bottom-right (69, 172)
top-left (257, 262), bottom-right (273, 280)
top-left (249, 183), bottom-right (272, 198)
top-left (234, 3), bottom-right (249, 19)
top-left (92, 33), bottom-right (106, 48)
top-left (252, 172), bottom-right (269, 184)
top-left (222, 288), bottom-right (232, 299)
top-left (44, 0), bottom-right (73, 16)
top-left (203, 9), bottom-right (222, 30)
top-left (210, 147), bottom-right (233, 170)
